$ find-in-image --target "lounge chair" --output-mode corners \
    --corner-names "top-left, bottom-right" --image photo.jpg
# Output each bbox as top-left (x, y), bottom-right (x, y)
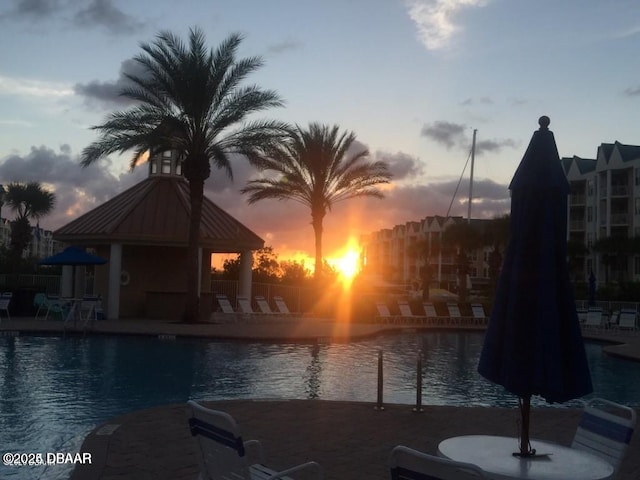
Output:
top-left (583, 307), bottom-right (604, 331)
top-left (375, 301), bottom-right (397, 323)
top-left (397, 300), bottom-right (424, 324)
top-left (446, 302), bottom-right (464, 325)
top-left (389, 445), bottom-right (490, 479)
top-left (470, 303), bottom-right (487, 325)
top-left (187, 400), bottom-right (323, 480)
top-left (210, 294), bottom-right (240, 323)
top-left (572, 397), bottom-right (637, 476)
top-left (236, 296), bottom-right (256, 315)
top-left (273, 296), bottom-right (294, 316)
top-left (422, 302), bottom-right (445, 326)
top-left (618, 309), bottom-right (637, 330)
top-left (255, 296), bottom-right (276, 315)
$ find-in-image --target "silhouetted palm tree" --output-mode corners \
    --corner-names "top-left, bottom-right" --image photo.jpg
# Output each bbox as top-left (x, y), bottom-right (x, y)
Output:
top-left (81, 28), bottom-right (287, 322)
top-left (4, 182), bottom-right (55, 259)
top-left (241, 123), bottom-right (392, 280)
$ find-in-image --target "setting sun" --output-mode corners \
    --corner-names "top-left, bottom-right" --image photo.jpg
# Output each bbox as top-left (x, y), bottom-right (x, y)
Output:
top-left (327, 243), bottom-right (361, 283)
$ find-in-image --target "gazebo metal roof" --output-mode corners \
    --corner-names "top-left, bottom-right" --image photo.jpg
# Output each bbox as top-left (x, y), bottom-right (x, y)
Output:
top-left (54, 175), bottom-right (264, 251)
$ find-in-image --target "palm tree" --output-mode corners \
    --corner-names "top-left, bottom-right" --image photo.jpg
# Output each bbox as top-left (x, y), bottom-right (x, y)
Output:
top-left (80, 28), bottom-right (287, 322)
top-left (442, 220), bottom-right (483, 301)
top-left (241, 122), bottom-right (392, 280)
top-left (4, 182), bottom-right (55, 260)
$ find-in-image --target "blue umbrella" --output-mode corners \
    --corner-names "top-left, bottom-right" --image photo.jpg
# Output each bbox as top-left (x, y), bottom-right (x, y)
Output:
top-left (477, 117), bottom-right (592, 456)
top-left (38, 246), bottom-right (107, 266)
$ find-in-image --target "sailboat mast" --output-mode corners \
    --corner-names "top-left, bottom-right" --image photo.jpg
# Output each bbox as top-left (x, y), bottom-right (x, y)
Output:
top-left (467, 129), bottom-right (477, 222)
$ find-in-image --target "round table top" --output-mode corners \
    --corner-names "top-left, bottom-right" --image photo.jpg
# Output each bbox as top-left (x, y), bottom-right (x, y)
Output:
top-left (438, 435), bottom-right (614, 480)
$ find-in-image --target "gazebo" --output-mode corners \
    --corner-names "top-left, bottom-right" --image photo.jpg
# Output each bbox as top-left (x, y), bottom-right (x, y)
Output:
top-left (54, 151), bottom-right (263, 320)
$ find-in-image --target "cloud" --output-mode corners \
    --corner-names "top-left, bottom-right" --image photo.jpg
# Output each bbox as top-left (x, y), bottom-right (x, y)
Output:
top-left (0, 74), bottom-right (73, 98)
top-left (0, 0), bottom-right (142, 35)
top-left (376, 151), bottom-right (425, 180)
top-left (421, 120), bottom-right (518, 154)
top-left (405, 0), bottom-right (488, 50)
top-left (266, 38), bottom-right (303, 55)
top-left (0, 145), bottom-right (145, 230)
top-left (0, 0), bottom-right (60, 20)
top-left (72, 0), bottom-right (143, 34)
top-left (624, 85), bottom-right (640, 97)
top-left (74, 59), bottom-right (144, 108)
top-left (460, 96), bottom-right (493, 106)
top-left (421, 121), bottom-right (467, 148)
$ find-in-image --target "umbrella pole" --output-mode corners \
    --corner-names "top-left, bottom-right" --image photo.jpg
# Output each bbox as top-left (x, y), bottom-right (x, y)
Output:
top-left (516, 396), bottom-right (535, 457)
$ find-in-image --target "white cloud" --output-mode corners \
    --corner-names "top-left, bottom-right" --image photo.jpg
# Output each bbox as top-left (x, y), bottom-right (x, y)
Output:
top-left (0, 74), bottom-right (73, 98)
top-left (405, 0), bottom-right (487, 50)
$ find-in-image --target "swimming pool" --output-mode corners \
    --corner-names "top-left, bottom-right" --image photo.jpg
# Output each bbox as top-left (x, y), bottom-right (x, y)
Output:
top-left (1, 331), bottom-right (639, 479)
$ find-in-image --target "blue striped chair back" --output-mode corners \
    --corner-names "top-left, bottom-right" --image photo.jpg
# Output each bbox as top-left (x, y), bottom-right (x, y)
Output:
top-left (572, 398), bottom-right (636, 475)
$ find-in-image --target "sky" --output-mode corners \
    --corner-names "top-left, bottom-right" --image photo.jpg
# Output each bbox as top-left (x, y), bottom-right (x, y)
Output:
top-left (1, 0), bottom-right (639, 268)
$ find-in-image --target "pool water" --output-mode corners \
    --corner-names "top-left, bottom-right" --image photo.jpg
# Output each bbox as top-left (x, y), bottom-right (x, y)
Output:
top-left (1, 332), bottom-right (639, 479)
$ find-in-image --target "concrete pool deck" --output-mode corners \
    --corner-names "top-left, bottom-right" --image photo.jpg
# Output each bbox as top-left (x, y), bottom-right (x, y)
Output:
top-left (2, 317), bottom-right (639, 479)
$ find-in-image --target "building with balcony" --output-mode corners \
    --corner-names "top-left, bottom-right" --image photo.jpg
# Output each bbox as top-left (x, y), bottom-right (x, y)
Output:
top-left (564, 141), bottom-right (640, 285)
top-left (361, 215), bottom-right (493, 293)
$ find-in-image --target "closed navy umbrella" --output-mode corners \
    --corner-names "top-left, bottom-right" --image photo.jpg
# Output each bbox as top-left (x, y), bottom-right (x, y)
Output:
top-left (477, 117), bottom-right (592, 456)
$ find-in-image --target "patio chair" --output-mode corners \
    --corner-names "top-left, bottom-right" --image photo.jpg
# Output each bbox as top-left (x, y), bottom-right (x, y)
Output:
top-left (33, 293), bottom-right (49, 319)
top-left (211, 294), bottom-right (239, 323)
top-left (187, 400), bottom-right (323, 480)
top-left (254, 296), bottom-right (276, 315)
top-left (375, 301), bottom-right (397, 323)
top-left (446, 302), bottom-right (464, 326)
top-left (273, 296), bottom-right (294, 316)
top-left (397, 300), bottom-right (424, 324)
top-left (422, 302), bottom-right (444, 326)
top-left (583, 307), bottom-right (604, 330)
top-left (470, 303), bottom-right (487, 325)
top-left (572, 397), bottom-right (637, 476)
top-left (618, 309), bottom-right (637, 330)
top-left (389, 445), bottom-right (490, 479)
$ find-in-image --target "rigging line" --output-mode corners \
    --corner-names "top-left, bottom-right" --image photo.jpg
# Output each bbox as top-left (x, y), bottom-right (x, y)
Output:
top-left (445, 145), bottom-right (473, 218)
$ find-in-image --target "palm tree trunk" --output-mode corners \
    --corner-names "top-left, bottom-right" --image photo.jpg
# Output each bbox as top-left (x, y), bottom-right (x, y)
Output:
top-left (312, 211), bottom-right (324, 281)
top-left (184, 178), bottom-right (204, 323)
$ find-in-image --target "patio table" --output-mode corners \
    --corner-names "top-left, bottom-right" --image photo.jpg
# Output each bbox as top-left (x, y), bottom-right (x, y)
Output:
top-left (438, 435), bottom-right (614, 480)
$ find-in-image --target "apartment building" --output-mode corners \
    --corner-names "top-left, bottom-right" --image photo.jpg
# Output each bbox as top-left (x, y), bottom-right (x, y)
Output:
top-left (564, 141), bottom-right (640, 285)
top-left (0, 217), bottom-right (58, 259)
top-left (361, 215), bottom-right (492, 292)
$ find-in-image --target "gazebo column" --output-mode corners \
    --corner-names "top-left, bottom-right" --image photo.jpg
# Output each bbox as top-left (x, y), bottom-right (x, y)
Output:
top-left (108, 243), bottom-right (122, 320)
top-left (61, 266), bottom-right (73, 297)
top-left (238, 250), bottom-right (253, 299)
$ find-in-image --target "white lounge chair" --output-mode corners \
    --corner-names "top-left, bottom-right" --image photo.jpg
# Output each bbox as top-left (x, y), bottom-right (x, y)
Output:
top-left (583, 307), bottom-right (604, 330)
top-left (254, 296), bottom-right (276, 315)
top-left (572, 397), bottom-right (637, 476)
top-left (422, 302), bottom-right (445, 325)
top-left (618, 309), bottom-right (637, 330)
top-left (446, 302), bottom-right (463, 325)
top-left (397, 300), bottom-right (425, 324)
top-left (187, 400), bottom-right (323, 480)
top-left (470, 303), bottom-right (487, 325)
top-left (389, 445), bottom-right (490, 479)
top-left (273, 296), bottom-right (294, 316)
top-left (375, 302), bottom-right (397, 323)
top-left (236, 296), bottom-right (255, 315)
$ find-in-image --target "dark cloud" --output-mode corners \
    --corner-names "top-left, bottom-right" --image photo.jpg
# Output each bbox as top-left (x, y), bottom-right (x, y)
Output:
top-left (0, 145), bottom-right (145, 230)
top-left (0, 0), bottom-right (142, 35)
top-left (421, 121), bottom-right (467, 149)
top-left (72, 0), bottom-right (142, 34)
top-left (376, 151), bottom-right (424, 180)
top-left (74, 59), bottom-right (143, 108)
top-left (0, 0), bottom-right (60, 20)
top-left (266, 39), bottom-right (303, 55)
top-left (624, 85), bottom-right (640, 97)
top-left (460, 97), bottom-right (494, 106)
top-left (421, 120), bottom-right (518, 155)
